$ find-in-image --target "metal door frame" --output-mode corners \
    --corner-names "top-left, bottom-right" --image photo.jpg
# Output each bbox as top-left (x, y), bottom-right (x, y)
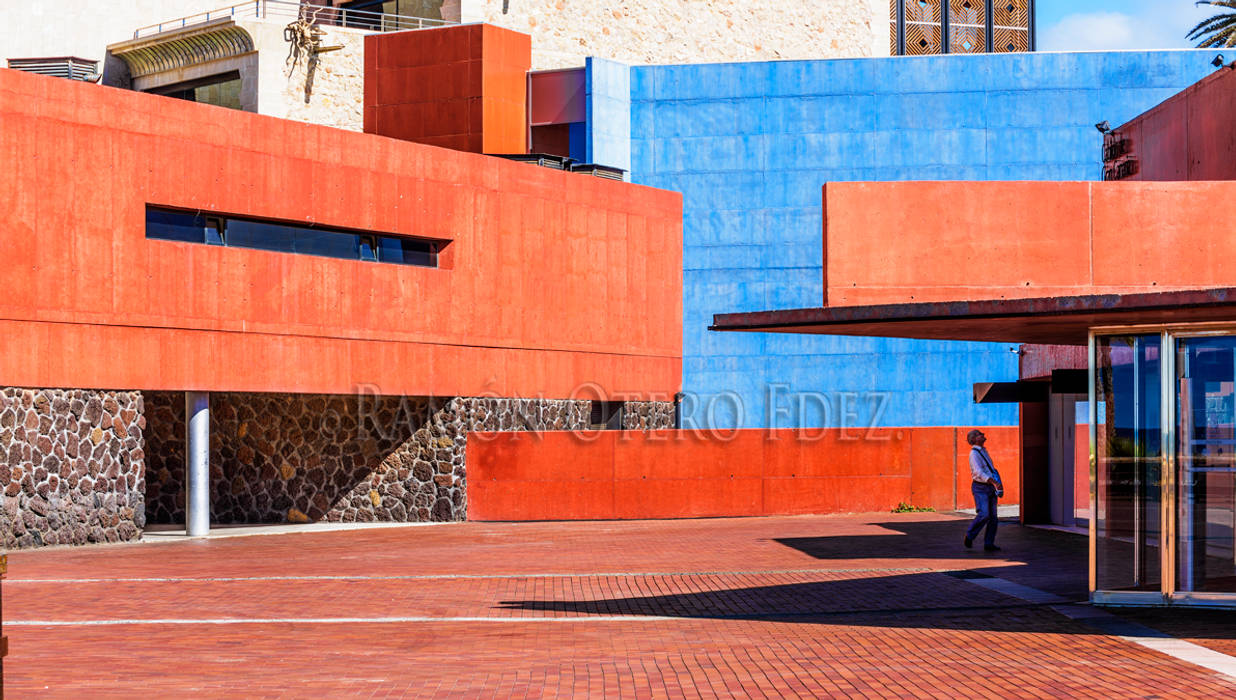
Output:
top-left (1089, 323), bottom-right (1236, 608)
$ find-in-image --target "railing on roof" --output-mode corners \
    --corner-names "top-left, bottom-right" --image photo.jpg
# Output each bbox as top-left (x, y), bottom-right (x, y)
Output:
top-left (132, 0), bottom-right (455, 40)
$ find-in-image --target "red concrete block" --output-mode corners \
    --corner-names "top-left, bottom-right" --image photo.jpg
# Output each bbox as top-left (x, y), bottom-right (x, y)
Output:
top-left (1091, 182), bottom-right (1236, 290)
top-left (909, 427), bottom-right (957, 512)
top-left (612, 430), bottom-right (764, 480)
top-left (467, 431), bottom-right (616, 483)
top-left (612, 478), bottom-right (763, 519)
top-left (365, 24), bottom-right (529, 154)
top-left (467, 479), bottom-right (615, 520)
top-left (0, 69), bottom-right (682, 398)
top-left (763, 475), bottom-right (908, 515)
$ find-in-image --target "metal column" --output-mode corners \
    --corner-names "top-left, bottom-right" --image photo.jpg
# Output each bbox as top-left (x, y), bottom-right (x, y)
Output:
top-left (185, 392), bottom-right (211, 537)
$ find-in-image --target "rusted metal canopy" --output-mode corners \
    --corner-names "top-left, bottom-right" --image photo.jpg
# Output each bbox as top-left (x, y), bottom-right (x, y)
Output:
top-left (710, 288), bottom-right (1236, 346)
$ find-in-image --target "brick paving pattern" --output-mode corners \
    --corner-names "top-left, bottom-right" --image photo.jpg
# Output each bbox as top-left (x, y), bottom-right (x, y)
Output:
top-left (4, 513), bottom-right (1236, 697)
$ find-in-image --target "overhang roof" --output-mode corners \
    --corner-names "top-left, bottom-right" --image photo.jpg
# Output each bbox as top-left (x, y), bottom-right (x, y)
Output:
top-left (709, 288), bottom-right (1236, 346)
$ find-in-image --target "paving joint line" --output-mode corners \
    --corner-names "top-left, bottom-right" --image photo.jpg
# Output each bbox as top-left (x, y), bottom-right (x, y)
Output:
top-left (5, 601), bottom-right (1080, 628)
top-left (6, 567), bottom-right (932, 584)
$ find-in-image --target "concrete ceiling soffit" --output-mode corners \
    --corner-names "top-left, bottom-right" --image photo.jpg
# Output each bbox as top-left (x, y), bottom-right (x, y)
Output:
top-left (108, 20), bottom-right (255, 78)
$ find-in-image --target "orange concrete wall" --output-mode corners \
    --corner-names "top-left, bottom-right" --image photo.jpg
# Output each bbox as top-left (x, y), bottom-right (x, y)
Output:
top-left (0, 67), bottom-right (681, 397)
top-left (467, 426), bottom-right (1020, 521)
top-left (364, 24), bottom-right (530, 154)
top-left (1115, 66), bottom-right (1236, 182)
top-left (823, 180), bottom-right (1236, 306)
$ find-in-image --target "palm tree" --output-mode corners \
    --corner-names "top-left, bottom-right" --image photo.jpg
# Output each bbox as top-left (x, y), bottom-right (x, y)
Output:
top-left (1189, 1), bottom-right (1236, 48)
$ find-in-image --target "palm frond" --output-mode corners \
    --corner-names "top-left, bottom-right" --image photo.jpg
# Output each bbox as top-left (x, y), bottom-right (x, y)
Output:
top-left (1188, 15), bottom-right (1236, 39)
top-left (1189, 2), bottom-right (1236, 48)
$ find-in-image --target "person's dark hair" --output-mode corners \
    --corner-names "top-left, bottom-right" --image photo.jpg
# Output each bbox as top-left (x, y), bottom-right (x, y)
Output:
top-left (966, 429), bottom-right (985, 446)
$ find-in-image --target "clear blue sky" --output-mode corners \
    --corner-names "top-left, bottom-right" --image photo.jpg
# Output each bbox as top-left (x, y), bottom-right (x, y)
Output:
top-left (1037, 0), bottom-right (1216, 51)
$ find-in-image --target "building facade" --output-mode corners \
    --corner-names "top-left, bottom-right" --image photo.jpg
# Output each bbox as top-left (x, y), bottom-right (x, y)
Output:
top-left (586, 50), bottom-right (1214, 430)
top-left (0, 65), bottom-right (681, 547)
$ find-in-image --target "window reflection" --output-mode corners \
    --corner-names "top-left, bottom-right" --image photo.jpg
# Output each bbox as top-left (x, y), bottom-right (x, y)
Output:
top-left (146, 206), bottom-right (439, 268)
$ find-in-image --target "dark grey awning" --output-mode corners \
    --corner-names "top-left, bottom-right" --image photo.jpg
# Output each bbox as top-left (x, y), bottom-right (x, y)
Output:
top-left (711, 288), bottom-right (1236, 346)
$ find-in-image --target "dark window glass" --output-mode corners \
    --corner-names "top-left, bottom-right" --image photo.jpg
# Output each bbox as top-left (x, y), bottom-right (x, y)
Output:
top-left (590, 401), bottom-right (625, 430)
top-left (150, 72), bottom-right (243, 111)
top-left (146, 206), bottom-right (439, 268)
top-left (147, 208), bottom-right (209, 243)
top-left (225, 220), bottom-right (299, 254)
top-left (378, 237), bottom-right (435, 266)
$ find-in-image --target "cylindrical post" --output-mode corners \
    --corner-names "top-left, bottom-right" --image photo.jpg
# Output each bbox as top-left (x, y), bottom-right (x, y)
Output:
top-left (185, 392), bottom-right (211, 537)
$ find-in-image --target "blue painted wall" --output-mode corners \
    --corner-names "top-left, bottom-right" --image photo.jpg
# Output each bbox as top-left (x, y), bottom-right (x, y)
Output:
top-left (588, 50), bottom-right (1216, 429)
top-left (585, 57), bottom-right (632, 175)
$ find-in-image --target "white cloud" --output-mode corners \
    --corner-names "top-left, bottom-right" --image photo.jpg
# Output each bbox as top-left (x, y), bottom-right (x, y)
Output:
top-left (1040, 1), bottom-right (1214, 51)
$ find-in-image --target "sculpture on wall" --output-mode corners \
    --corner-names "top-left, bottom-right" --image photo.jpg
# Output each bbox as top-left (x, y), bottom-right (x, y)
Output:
top-left (284, 3), bottom-right (342, 103)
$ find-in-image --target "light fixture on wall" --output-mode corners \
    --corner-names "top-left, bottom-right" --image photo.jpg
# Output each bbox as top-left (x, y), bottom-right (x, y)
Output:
top-left (1213, 53), bottom-right (1226, 68)
top-left (1094, 121), bottom-right (1111, 135)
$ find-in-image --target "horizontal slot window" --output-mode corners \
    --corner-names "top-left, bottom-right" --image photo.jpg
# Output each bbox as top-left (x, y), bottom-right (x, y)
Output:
top-left (146, 206), bottom-right (440, 268)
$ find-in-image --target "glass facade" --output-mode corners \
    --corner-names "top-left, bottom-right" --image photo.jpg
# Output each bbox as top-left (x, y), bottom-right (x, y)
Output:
top-left (1176, 336), bottom-right (1236, 594)
top-left (1091, 328), bottom-right (1236, 606)
top-left (1095, 334), bottom-right (1162, 593)
top-left (146, 206), bottom-right (440, 268)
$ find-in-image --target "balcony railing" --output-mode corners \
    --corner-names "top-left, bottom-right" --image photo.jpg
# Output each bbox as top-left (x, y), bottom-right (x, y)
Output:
top-left (133, 0), bottom-right (455, 39)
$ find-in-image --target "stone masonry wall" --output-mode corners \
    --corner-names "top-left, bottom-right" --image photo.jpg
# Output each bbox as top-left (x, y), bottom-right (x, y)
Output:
top-left (622, 400), bottom-right (676, 431)
top-left (242, 20), bottom-right (367, 133)
top-left (463, 0), bottom-right (888, 70)
top-left (0, 389), bottom-right (146, 548)
top-left (146, 393), bottom-right (675, 525)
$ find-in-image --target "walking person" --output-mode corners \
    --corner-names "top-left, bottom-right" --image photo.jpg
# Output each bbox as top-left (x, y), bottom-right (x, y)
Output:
top-left (963, 429), bottom-right (1003, 552)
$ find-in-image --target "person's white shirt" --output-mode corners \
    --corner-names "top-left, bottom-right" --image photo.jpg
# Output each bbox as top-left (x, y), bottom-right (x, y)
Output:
top-left (969, 445), bottom-right (1002, 488)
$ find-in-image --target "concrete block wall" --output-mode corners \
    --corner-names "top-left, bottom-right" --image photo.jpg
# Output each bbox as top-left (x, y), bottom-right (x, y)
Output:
top-left (467, 425), bottom-right (1021, 521)
top-left (592, 49), bottom-right (1218, 429)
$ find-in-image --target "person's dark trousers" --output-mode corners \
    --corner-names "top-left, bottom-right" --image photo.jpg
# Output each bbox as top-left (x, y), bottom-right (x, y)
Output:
top-left (965, 482), bottom-right (998, 547)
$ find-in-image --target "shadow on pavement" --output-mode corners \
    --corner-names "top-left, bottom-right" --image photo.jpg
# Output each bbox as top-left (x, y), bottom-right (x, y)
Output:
top-left (774, 518), bottom-right (1089, 599)
top-left (499, 519), bottom-right (1236, 638)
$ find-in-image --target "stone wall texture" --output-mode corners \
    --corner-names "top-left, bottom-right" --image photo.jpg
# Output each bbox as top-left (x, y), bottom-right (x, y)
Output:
top-left (241, 20), bottom-right (367, 133)
top-left (275, 23), bottom-right (368, 132)
top-left (0, 389), bottom-right (146, 548)
top-left (462, 0), bottom-right (888, 69)
top-left (145, 393), bottom-right (676, 525)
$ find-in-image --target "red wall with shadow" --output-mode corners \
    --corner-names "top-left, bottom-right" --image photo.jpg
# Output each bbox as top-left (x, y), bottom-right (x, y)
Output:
top-left (467, 426), bottom-right (1021, 521)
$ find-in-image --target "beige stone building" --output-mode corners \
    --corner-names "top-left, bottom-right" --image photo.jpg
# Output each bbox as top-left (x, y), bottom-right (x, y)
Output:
top-left (462, 0), bottom-right (890, 70)
top-left (1, 0), bottom-right (888, 132)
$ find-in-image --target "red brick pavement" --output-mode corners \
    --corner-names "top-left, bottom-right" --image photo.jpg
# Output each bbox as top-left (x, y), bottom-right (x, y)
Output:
top-left (3, 513), bottom-right (1235, 697)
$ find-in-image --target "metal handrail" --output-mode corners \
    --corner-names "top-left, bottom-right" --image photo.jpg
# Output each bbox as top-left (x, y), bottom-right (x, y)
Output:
top-left (133, 0), bottom-right (455, 39)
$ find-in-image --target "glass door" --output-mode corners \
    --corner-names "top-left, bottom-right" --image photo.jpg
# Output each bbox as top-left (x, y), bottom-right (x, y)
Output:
top-left (1175, 336), bottom-right (1236, 596)
top-left (1094, 334), bottom-right (1163, 594)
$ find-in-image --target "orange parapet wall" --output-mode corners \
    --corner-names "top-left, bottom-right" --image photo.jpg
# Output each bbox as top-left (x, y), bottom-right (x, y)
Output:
top-left (364, 24), bottom-right (531, 154)
top-left (466, 426), bottom-right (1020, 521)
top-left (0, 68), bottom-right (681, 397)
top-left (823, 180), bottom-right (1236, 306)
